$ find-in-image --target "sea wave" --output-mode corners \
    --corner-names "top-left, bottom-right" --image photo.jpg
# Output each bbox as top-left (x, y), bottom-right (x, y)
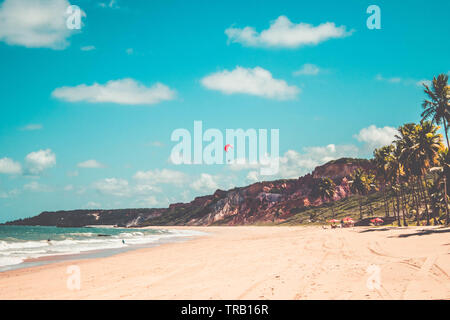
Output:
top-left (0, 228), bottom-right (205, 269)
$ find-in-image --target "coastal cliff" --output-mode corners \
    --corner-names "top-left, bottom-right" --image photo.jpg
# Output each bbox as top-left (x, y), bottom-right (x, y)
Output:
top-left (5, 158), bottom-right (373, 227)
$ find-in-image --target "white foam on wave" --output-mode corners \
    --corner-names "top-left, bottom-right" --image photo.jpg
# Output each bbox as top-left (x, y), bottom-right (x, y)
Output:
top-left (0, 257), bottom-right (24, 268)
top-left (0, 228), bottom-right (207, 269)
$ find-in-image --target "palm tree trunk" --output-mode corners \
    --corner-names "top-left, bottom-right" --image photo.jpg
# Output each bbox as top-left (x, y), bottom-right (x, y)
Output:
top-left (443, 118), bottom-right (450, 149)
top-left (418, 176), bottom-right (427, 225)
top-left (391, 198), bottom-right (396, 221)
top-left (395, 188), bottom-right (401, 226)
top-left (412, 177), bottom-right (420, 225)
top-left (384, 188), bottom-right (389, 217)
top-left (395, 173), bottom-right (402, 226)
top-left (419, 175), bottom-right (431, 225)
top-left (400, 184), bottom-right (408, 226)
top-left (444, 175), bottom-right (449, 226)
top-left (359, 196), bottom-right (363, 220)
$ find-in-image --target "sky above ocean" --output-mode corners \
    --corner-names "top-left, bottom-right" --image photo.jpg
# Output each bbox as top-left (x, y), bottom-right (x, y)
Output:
top-left (0, 0), bottom-right (449, 222)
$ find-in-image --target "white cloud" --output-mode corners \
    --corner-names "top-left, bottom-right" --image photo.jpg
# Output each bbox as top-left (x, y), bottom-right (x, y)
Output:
top-left (0, 188), bottom-right (20, 198)
top-left (133, 169), bottom-right (188, 186)
top-left (52, 78), bottom-right (176, 105)
top-left (277, 144), bottom-right (359, 179)
top-left (20, 124), bottom-right (42, 131)
top-left (84, 201), bottom-right (101, 209)
top-left (246, 170), bottom-right (261, 183)
top-left (77, 159), bottom-right (105, 168)
top-left (375, 74), bottom-right (402, 83)
top-left (136, 196), bottom-right (159, 207)
top-left (64, 184), bottom-right (74, 191)
top-left (227, 144), bottom-right (358, 179)
top-left (75, 186), bottom-right (87, 195)
top-left (354, 125), bottom-right (397, 149)
top-left (0, 0), bottom-right (81, 49)
top-left (191, 173), bottom-right (219, 192)
top-left (376, 74), bottom-right (432, 87)
top-left (228, 158), bottom-right (263, 171)
top-left (293, 63), bottom-right (320, 76)
top-left (416, 79), bottom-right (431, 87)
top-left (25, 149), bottom-right (56, 175)
top-left (133, 183), bottom-right (161, 195)
top-left (24, 181), bottom-right (51, 192)
top-left (0, 158), bottom-right (22, 174)
top-left (94, 175), bottom-right (164, 198)
top-left (201, 66), bottom-right (299, 100)
top-left (81, 45), bottom-right (95, 51)
top-left (94, 178), bottom-right (130, 197)
top-left (0, 189), bottom-right (20, 199)
top-left (225, 16), bottom-right (352, 48)
top-left (199, 126), bottom-right (399, 183)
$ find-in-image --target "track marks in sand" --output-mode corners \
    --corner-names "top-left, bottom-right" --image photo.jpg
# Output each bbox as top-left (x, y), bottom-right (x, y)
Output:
top-left (401, 254), bottom-right (450, 299)
top-left (296, 233), bottom-right (357, 299)
top-left (365, 237), bottom-right (450, 299)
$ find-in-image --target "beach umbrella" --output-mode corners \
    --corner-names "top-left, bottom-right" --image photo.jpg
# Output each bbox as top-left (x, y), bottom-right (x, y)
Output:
top-left (343, 217), bottom-right (354, 226)
top-left (371, 217), bottom-right (384, 225)
top-left (375, 217), bottom-right (384, 224)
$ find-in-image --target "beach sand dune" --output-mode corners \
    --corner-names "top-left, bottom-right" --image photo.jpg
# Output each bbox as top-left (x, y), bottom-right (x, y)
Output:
top-left (0, 226), bottom-right (449, 300)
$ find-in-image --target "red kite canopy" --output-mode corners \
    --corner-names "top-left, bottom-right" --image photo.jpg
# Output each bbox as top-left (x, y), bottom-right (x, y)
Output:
top-left (224, 144), bottom-right (233, 152)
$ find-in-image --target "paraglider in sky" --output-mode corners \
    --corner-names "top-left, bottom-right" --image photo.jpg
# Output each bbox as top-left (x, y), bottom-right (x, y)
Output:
top-left (224, 144), bottom-right (233, 152)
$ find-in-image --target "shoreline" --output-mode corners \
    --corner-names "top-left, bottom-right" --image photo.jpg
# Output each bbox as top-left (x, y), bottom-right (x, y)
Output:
top-left (0, 225), bottom-right (449, 299)
top-left (0, 226), bottom-right (208, 272)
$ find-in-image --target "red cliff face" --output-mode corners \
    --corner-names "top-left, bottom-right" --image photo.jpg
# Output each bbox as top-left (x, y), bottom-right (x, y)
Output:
top-left (152, 158), bottom-right (372, 226)
top-left (312, 158), bottom-right (373, 179)
top-left (6, 158), bottom-right (372, 227)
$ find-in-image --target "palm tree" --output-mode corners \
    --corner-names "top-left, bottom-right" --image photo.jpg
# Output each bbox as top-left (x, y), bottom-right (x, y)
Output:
top-left (410, 121), bottom-right (443, 225)
top-left (421, 74), bottom-right (450, 148)
top-left (428, 180), bottom-right (445, 225)
top-left (373, 145), bottom-right (395, 217)
top-left (393, 125), bottom-right (419, 226)
top-left (386, 144), bottom-right (404, 226)
top-left (395, 122), bottom-right (443, 225)
top-left (442, 148), bottom-right (450, 225)
top-left (317, 178), bottom-right (337, 217)
top-left (414, 121), bottom-right (443, 169)
top-left (350, 169), bottom-right (377, 219)
top-left (431, 148), bottom-right (450, 225)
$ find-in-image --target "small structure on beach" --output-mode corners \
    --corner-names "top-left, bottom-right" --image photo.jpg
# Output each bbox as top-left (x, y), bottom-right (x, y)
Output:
top-left (370, 217), bottom-right (384, 226)
top-left (341, 217), bottom-right (354, 227)
top-left (328, 219), bottom-right (340, 229)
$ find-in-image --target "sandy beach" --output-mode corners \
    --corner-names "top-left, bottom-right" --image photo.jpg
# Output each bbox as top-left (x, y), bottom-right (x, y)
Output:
top-left (0, 226), bottom-right (449, 300)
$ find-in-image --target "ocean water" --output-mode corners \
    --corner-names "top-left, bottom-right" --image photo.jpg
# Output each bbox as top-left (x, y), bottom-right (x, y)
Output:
top-left (0, 225), bottom-right (204, 271)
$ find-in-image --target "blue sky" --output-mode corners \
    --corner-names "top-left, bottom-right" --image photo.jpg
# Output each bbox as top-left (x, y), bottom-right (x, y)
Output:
top-left (0, 0), bottom-right (449, 222)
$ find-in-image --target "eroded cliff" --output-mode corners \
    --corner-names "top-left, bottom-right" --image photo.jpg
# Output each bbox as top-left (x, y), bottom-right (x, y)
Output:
top-left (5, 158), bottom-right (372, 227)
